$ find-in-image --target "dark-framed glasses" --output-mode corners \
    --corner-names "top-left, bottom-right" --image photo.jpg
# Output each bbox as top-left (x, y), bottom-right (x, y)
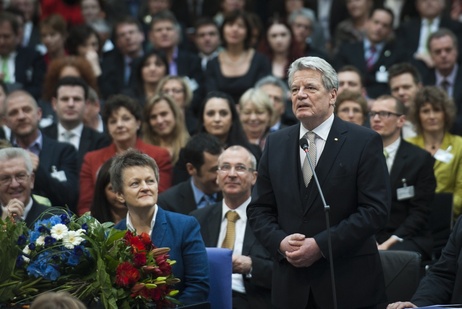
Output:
top-left (369, 111), bottom-right (402, 119)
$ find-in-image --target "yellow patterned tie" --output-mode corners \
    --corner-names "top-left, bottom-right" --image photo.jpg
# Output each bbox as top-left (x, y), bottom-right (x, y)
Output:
top-left (221, 211), bottom-right (240, 250)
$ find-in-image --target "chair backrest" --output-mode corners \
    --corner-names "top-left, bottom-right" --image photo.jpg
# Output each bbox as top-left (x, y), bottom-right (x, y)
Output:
top-left (205, 247), bottom-right (232, 309)
top-left (428, 193), bottom-right (453, 260)
top-left (378, 250), bottom-right (422, 309)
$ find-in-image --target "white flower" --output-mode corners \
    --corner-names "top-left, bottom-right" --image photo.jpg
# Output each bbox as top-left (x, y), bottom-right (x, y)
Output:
top-left (50, 224), bottom-right (68, 240)
top-left (36, 236), bottom-right (45, 246)
top-left (63, 231), bottom-right (85, 249)
top-left (22, 246), bottom-right (30, 263)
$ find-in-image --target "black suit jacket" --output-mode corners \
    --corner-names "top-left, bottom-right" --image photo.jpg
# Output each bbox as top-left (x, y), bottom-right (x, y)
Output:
top-left (0, 199), bottom-right (65, 228)
top-left (32, 134), bottom-right (79, 213)
top-left (376, 140), bottom-right (436, 259)
top-left (335, 39), bottom-right (408, 98)
top-left (157, 180), bottom-right (222, 214)
top-left (190, 202), bottom-right (272, 309)
top-left (411, 216), bottom-right (462, 305)
top-left (99, 49), bottom-right (142, 99)
top-left (13, 46), bottom-right (46, 100)
top-left (248, 118), bottom-right (390, 308)
top-left (41, 124), bottom-right (111, 169)
top-left (421, 66), bottom-right (462, 135)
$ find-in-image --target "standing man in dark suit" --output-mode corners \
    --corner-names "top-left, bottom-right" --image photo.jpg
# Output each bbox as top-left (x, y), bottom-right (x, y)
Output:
top-left (370, 95), bottom-right (436, 261)
top-left (0, 12), bottom-right (45, 100)
top-left (0, 147), bottom-right (63, 228)
top-left (191, 145), bottom-right (272, 309)
top-left (247, 56), bottom-right (391, 308)
top-left (148, 10), bottom-right (204, 112)
top-left (335, 7), bottom-right (407, 99)
top-left (99, 16), bottom-right (145, 99)
top-left (42, 77), bottom-right (110, 170)
top-left (5, 90), bottom-right (79, 212)
top-left (421, 28), bottom-right (462, 134)
top-left (157, 133), bottom-right (223, 214)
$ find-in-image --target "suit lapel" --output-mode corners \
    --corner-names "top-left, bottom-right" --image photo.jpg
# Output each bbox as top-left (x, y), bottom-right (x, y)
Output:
top-left (79, 127), bottom-right (92, 157)
top-left (304, 117), bottom-right (347, 213)
top-left (389, 141), bottom-right (407, 189)
top-left (151, 207), bottom-right (168, 247)
top-left (204, 204), bottom-right (222, 247)
top-left (242, 223), bottom-right (256, 255)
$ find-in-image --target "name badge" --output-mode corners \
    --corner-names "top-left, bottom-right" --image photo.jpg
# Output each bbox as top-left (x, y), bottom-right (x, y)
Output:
top-left (51, 166), bottom-right (67, 182)
top-left (397, 178), bottom-right (414, 200)
top-left (434, 147), bottom-right (454, 164)
top-left (375, 66), bottom-right (388, 83)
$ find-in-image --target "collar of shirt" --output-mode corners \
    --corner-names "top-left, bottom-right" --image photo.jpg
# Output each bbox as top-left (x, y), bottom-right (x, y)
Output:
top-left (220, 197), bottom-right (250, 223)
top-left (190, 177), bottom-right (217, 207)
top-left (364, 39), bottom-right (385, 54)
top-left (270, 121), bottom-right (281, 132)
top-left (420, 16), bottom-right (440, 28)
top-left (13, 130), bottom-right (42, 156)
top-left (126, 204), bottom-right (158, 236)
top-left (1, 197), bottom-right (33, 221)
top-left (385, 137), bottom-right (401, 172)
top-left (299, 113), bottom-right (334, 167)
top-left (58, 122), bottom-right (83, 139)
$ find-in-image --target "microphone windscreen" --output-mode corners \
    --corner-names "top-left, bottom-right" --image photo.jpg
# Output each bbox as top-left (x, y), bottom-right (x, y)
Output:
top-left (299, 137), bottom-right (309, 151)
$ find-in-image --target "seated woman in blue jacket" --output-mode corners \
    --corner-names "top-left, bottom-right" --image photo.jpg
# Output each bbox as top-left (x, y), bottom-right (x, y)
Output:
top-left (111, 149), bottom-right (209, 305)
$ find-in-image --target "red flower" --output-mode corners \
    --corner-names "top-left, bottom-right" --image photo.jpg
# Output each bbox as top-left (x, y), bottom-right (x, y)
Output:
top-left (116, 262), bottom-right (141, 287)
top-left (155, 255), bottom-right (172, 276)
top-left (139, 232), bottom-right (152, 248)
top-left (133, 252), bottom-right (147, 267)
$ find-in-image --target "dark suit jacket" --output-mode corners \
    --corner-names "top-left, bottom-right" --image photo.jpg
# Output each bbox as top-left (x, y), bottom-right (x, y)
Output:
top-left (247, 117), bottom-right (390, 308)
top-left (411, 216), bottom-right (462, 305)
top-left (115, 207), bottom-right (209, 305)
top-left (41, 124), bottom-right (111, 170)
top-left (31, 134), bottom-right (79, 213)
top-left (99, 48), bottom-right (142, 99)
top-left (421, 66), bottom-right (462, 135)
top-left (0, 199), bottom-right (65, 228)
top-left (376, 140), bottom-right (436, 259)
top-left (13, 46), bottom-right (46, 100)
top-left (190, 202), bottom-right (272, 309)
top-left (157, 179), bottom-right (222, 214)
top-left (334, 39), bottom-right (408, 98)
top-left (175, 49), bottom-right (204, 115)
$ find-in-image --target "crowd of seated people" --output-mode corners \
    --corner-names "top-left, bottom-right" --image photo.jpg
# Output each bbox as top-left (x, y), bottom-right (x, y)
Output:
top-left (0, 0), bottom-right (462, 307)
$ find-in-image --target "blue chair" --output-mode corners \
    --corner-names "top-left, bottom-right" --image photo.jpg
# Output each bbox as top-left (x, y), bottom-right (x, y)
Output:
top-left (205, 247), bottom-right (232, 309)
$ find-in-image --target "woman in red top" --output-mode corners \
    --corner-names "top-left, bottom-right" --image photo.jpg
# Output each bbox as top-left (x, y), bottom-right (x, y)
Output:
top-left (77, 94), bottom-right (172, 215)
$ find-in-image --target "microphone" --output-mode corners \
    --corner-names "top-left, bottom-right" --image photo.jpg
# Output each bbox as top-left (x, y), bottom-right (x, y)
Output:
top-left (299, 137), bottom-right (338, 309)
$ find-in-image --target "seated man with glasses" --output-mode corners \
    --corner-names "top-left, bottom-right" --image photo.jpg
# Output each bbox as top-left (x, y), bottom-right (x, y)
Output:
top-left (0, 147), bottom-right (64, 227)
top-left (370, 95), bottom-right (436, 261)
top-left (191, 145), bottom-right (273, 309)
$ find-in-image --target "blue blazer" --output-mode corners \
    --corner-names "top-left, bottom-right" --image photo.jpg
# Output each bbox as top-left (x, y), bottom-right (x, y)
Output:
top-left (115, 207), bottom-right (209, 305)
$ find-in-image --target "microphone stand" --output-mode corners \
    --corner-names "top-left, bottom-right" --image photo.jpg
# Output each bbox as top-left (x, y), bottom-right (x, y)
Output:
top-left (301, 139), bottom-right (338, 309)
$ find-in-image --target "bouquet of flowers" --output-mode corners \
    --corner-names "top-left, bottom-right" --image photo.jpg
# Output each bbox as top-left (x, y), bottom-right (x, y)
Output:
top-left (0, 213), bottom-right (180, 309)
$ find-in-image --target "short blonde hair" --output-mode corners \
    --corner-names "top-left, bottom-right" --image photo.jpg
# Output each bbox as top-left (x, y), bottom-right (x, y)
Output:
top-left (238, 88), bottom-right (274, 120)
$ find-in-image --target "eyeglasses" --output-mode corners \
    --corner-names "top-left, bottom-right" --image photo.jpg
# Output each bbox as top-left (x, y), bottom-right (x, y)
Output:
top-left (218, 164), bottom-right (254, 174)
top-left (0, 172), bottom-right (30, 187)
top-left (369, 111), bottom-right (402, 119)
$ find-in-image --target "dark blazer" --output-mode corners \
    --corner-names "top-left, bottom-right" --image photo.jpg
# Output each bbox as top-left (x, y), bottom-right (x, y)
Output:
top-left (157, 180), bottom-right (222, 214)
top-left (13, 46), bottom-right (46, 100)
top-left (421, 66), bottom-right (462, 135)
top-left (176, 49), bottom-right (204, 115)
top-left (334, 39), bottom-right (408, 98)
top-left (247, 117), bottom-right (390, 308)
top-left (99, 49), bottom-right (142, 99)
top-left (115, 207), bottom-right (209, 305)
top-left (376, 140), bottom-right (436, 259)
top-left (41, 124), bottom-right (111, 170)
top-left (33, 134), bottom-right (79, 213)
top-left (190, 202), bottom-right (272, 309)
top-left (411, 216), bottom-right (462, 305)
top-left (0, 199), bottom-right (65, 228)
